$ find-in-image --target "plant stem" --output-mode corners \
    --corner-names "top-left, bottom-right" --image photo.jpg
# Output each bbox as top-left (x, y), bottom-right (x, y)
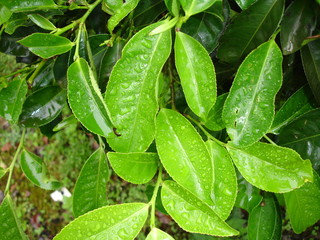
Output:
top-left (168, 57), bottom-right (176, 110)
top-left (4, 128), bottom-right (26, 195)
top-left (149, 165), bottom-right (163, 229)
top-left (27, 59), bottom-right (47, 84)
top-left (264, 134), bottom-right (277, 146)
top-left (2, 67), bottom-right (33, 79)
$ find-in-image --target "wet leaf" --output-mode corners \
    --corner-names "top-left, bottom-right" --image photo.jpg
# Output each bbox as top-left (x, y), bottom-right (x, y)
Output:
top-left (73, 148), bottom-right (109, 218)
top-left (105, 22), bottom-right (171, 152)
top-left (227, 142), bottom-right (313, 193)
top-left (20, 149), bottom-right (62, 190)
top-left (217, 0), bottom-right (284, 64)
top-left (234, 0), bottom-right (257, 10)
top-left (28, 14), bottom-right (56, 31)
top-left (0, 167), bottom-right (7, 179)
top-left (146, 228), bottom-right (175, 240)
top-left (179, 0), bottom-right (217, 17)
top-left (68, 58), bottom-right (113, 138)
top-left (0, 195), bottom-right (27, 240)
top-left (0, 4), bottom-right (12, 25)
top-left (53, 115), bottom-right (77, 132)
top-left (222, 40), bottom-right (282, 147)
top-left (204, 93), bottom-right (228, 131)
top-left (18, 33), bottom-right (74, 59)
top-left (0, 0), bottom-right (57, 12)
top-left (175, 32), bottom-right (216, 119)
top-left (32, 60), bottom-right (55, 90)
top-left (161, 180), bottom-right (239, 237)
top-left (107, 152), bottom-right (158, 184)
top-left (53, 203), bottom-right (149, 240)
top-left (284, 171), bottom-right (320, 234)
top-left (0, 78), bottom-right (27, 124)
top-left (19, 86), bottom-right (66, 127)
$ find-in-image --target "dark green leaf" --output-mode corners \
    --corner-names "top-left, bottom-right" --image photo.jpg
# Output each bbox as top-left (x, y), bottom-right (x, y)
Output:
top-left (146, 228), bottom-right (175, 240)
top-left (28, 14), bottom-right (56, 31)
top-left (77, 24), bottom-right (96, 72)
top-left (4, 13), bottom-right (29, 35)
top-left (19, 86), bottom-right (66, 127)
top-left (32, 60), bottom-right (55, 90)
top-left (0, 4), bottom-right (12, 25)
top-left (0, 0), bottom-right (57, 12)
top-left (234, 0), bottom-right (257, 10)
top-left (53, 115), bottom-right (77, 132)
top-left (204, 93), bottom-right (228, 131)
top-left (133, 0), bottom-right (166, 27)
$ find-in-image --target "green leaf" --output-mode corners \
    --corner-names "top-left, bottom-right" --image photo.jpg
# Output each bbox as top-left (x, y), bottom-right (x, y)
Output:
top-left (0, 195), bottom-right (27, 240)
top-left (278, 109), bottom-right (320, 171)
top-left (205, 140), bottom-right (237, 220)
top-left (32, 60), bottom-right (55, 90)
top-left (301, 39), bottom-right (320, 104)
top-left (0, 0), bottom-right (57, 12)
top-left (53, 115), bottom-right (77, 132)
top-left (0, 167), bottom-right (7, 179)
top-left (20, 149), bottom-right (62, 190)
top-left (107, 0), bottom-right (140, 33)
top-left (107, 152), bottom-right (158, 184)
top-left (0, 78), bottom-right (27, 124)
top-left (105, 22), bottom-right (171, 152)
top-left (73, 148), bottom-right (109, 218)
top-left (18, 33), bottom-right (74, 58)
top-left (77, 24), bottom-right (96, 73)
top-left (146, 228), bottom-right (175, 240)
top-left (0, 4), bottom-right (12, 25)
top-left (217, 0), bottom-right (284, 64)
top-left (156, 109), bottom-right (213, 207)
top-left (103, 0), bottom-right (123, 14)
top-left (284, 171), bottom-right (320, 234)
top-left (234, 0), bottom-right (257, 10)
top-left (270, 86), bottom-right (316, 134)
top-left (204, 93), bottom-right (227, 131)
top-left (68, 58), bottom-right (113, 138)
top-left (227, 142), bottom-right (313, 193)
top-left (28, 14), bottom-right (56, 31)
top-left (164, 0), bottom-right (180, 17)
top-left (248, 194), bottom-right (282, 240)
top-left (161, 180), bottom-right (239, 237)
top-left (179, 0), bottom-right (217, 17)
top-left (222, 40), bottom-right (282, 147)
top-left (175, 31), bottom-right (216, 119)
top-left (53, 203), bottom-right (149, 240)
top-left (280, 0), bottom-right (317, 55)
top-left (19, 86), bottom-right (66, 127)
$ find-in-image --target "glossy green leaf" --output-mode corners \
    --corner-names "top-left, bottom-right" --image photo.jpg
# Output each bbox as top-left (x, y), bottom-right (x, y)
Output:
top-left (248, 194), bottom-right (282, 240)
top-left (0, 78), bottom-right (27, 124)
top-left (107, 0), bottom-right (140, 33)
top-left (0, 167), bottom-right (7, 179)
top-left (217, 0), bottom-right (284, 64)
top-left (175, 31), bottom-right (216, 119)
top-left (161, 180), bottom-right (239, 237)
top-left (20, 149), bottom-right (62, 190)
top-left (53, 115), bottom-right (77, 132)
top-left (18, 33), bottom-right (74, 58)
top-left (222, 40), bottom-right (282, 147)
top-left (205, 140), bottom-right (237, 220)
top-left (0, 195), bottom-right (27, 240)
top-left (32, 60), bottom-right (55, 90)
top-left (234, 0), bottom-right (257, 10)
top-left (150, 17), bottom-right (178, 36)
top-left (68, 58), bottom-right (113, 138)
top-left (280, 0), bottom-right (317, 55)
top-left (179, 0), bottom-right (217, 17)
top-left (146, 228), bottom-right (175, 240)
top-left (28, 14), bottom-right (56, 30)
top-left (77, 24), bottom-right (96, 73)
top-left (156, 109), bottom-right (213, 206)
top-left (105, 22), bottom-right (171, 152)
top-left (204, 93), bottom-right (227, 131)
top-left (227, 142), bottom-right (313, 193)
top-left (103, 0), bottom-right (123, 14)
top-left (0, 0), bottom-right (57, 12)
top-left (270, 86), bottom-right (316, 134)
top-left (284, 171), bottom-right (320, 234)
top-left (164, 0), bottom-right (180, 16)
top-left (19, 86), bottom-right (66, 127)
top-left (73, 148), bottom-right (109, 218)
top-left (301, 39), bottom-right (320, 104)
top-left (278, 109), bottom-right (320, 171)
top-left (53, 203), bottom-right (149, 240)
top-left (107, 152), bottom-right (158, 184)
top-left (0, 4), bottom-right (12, 25)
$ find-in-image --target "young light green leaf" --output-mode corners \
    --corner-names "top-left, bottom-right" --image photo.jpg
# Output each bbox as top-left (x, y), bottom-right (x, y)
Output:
top-left (222, 40), bottom-right (282, 147)
top-left (248, 194), bottom-right (282, 240)
top-left (73, 148), bottom-right (109, 218)
top-left (164, 0), bottom-right (180, 17)
top-left (0, 4), bottom-right (12, 25)
top-left (156, 109), bottom-right (214, 207)
top-left (68, 58), bottom-right (114, 138)
top-left (0, 195), bottom-right (27, 240)
top-left (0, 0), bottom-right (57, 12)
top-left (0, 167), bottom-right (7, 179)
top-left (284, 171), bottom-right (320, 234)
top-left (175, 31), bottom-right (216, 119)
top-left (20, 149), bottom-right (62, 190)
top-left (234, 0), bottom-right (257, 10)
top-left (227, 142), bottom-right (313, 193)
top-left (105, 22), bottom-right (171, 152)
top-left (18, 33), bottom-right (74, 58)
top-left (179, 0), bottom-right (217, 17)
top-left (204, 93), bottom-right (228, 131)
top-left (19, 86), bottom-right (66, 127)
top-left (107, 0), bottom-right (140, 33)
top-left (53, 115), bottom-right (77, 132)
top-left (0, 78), bottom-right (27, 124)
top-left (53, 203), bottom-right (149, 240)
top-left (206, 140), bottom-right (237, 220)
top-left (146, 228), bottom-right (175, 240)
top-left (149, 17), bottom-right (178, 35)
top-left (161, 180), bottom-right (239, 237)
top-left (107, 152), bottom-right (158, 184)
top-left (270, 86), bottom-right (315, 134)
top-left (28, 14), bottom-right (56, 31)
top-left (103, 0), bottom-right (123, 14)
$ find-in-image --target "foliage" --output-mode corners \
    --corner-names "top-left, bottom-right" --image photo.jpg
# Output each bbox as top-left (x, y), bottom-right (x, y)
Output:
top-left (0, 0), bottom-right (320, 239)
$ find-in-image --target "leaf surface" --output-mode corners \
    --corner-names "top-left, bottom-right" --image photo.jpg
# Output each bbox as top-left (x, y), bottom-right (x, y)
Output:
top-left (28, 14), bottom-right (56, 30)
top-left (204, 93), bottom-right (227, 131)
top-left (146, 228), bottom-right (175, 240)
top-left (0, 5), bottom-right (12, 25)
top-left (0, 0), bottom-right (57, 12)
top-left (0, 167), bottom-right (6, 179)
top-left (234, 0), bottom-right (257, 10)
top-left (179, 0), bottom-right (217, 17)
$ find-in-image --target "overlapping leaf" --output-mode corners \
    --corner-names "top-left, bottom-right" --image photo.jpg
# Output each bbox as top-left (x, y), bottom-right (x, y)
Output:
top-left (204, 93), bottom-right (227, 131)
top-left (0, 4), bottom-right (12, 25)
top-left (0, 0), bottom-right (57, 12)
top-left (146, 228), bottom-right (175, 240)
top-left (28, 14), bottom-right (56, 31)
top-left (234, 0), bottom-right (257, 10)
top-left (179, 0), bottom-right (217, 17)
